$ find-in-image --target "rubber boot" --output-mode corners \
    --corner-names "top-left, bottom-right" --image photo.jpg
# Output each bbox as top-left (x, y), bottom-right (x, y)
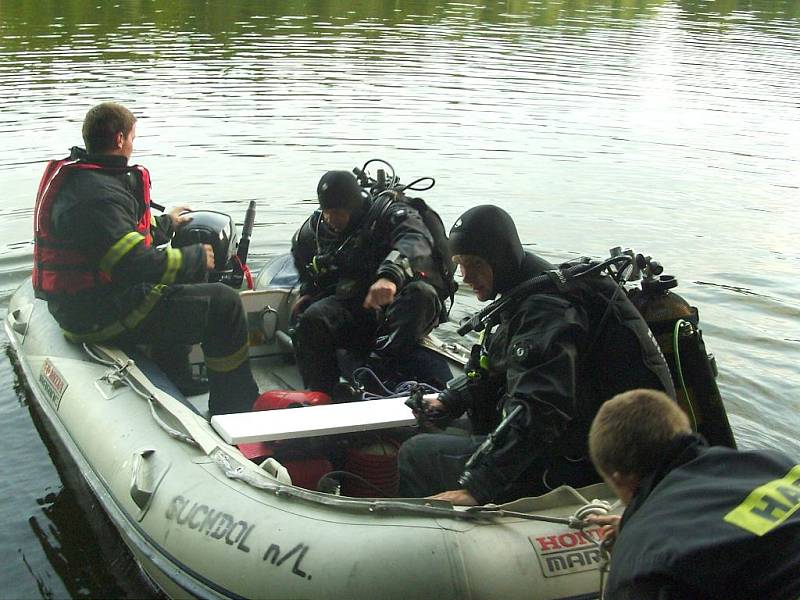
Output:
top-left (292, 313), bottom-right (340, 395)
top-left (207, 361), bottom-right (259, 416)
top-left (151, 344), bottom-right (209, 396)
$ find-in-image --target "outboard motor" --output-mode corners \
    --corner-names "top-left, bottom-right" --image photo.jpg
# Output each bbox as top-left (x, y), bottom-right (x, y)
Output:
top-left (172, 201), bottom-right (256, 288)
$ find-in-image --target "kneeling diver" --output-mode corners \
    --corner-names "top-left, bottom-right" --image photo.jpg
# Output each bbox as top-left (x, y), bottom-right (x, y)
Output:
top-left (398, 205), bottom-right (675, 505)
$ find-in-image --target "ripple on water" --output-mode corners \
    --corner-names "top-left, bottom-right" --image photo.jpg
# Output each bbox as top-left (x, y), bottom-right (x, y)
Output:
top-left (0, 1), bottom-right (799, 596)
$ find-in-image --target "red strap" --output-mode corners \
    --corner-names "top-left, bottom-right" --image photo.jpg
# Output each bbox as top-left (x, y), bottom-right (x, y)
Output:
top-left (233, 255), bottom-right (254, 290)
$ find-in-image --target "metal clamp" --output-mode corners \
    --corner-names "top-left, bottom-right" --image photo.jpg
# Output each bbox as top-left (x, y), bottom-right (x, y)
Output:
top-left (100, 358), bottom-right (134, 388)
top-left (96, 358), bottom-right (134, 400)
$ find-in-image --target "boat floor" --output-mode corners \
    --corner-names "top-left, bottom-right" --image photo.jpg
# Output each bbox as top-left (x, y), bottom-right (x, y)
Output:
top-left (182, 341), bottom-right (459, 419)
top-left (184, 352), bottom-right (304, 418)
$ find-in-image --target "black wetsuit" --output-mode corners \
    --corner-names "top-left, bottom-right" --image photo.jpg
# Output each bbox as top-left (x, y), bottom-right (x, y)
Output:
top-left (291, 196), bottom-right (449, 394)
top-left (605, 433), bottom-right (800, 600)
top-left (399, 205), bottom-right (674, 503)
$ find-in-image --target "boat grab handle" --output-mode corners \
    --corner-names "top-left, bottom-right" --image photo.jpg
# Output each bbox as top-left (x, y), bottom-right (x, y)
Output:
top-left (130, 449), bottom-right (159, 511)
top-left (10, 306), bottom-right (32, 335)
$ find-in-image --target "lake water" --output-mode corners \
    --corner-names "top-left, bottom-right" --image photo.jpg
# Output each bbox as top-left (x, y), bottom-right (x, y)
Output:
top-left (1, 0), bottom-right (798, 597)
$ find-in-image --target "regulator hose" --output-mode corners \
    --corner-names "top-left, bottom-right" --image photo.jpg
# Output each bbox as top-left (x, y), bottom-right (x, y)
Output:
top-left (673, 319), bottom-right (699, 430)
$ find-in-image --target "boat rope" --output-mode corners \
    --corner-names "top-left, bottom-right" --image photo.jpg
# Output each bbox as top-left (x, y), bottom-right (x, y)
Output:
top-left (465, 495), bottom-right (617, 526)
top-left (83, 343), bottom-right (199, 448)
top-left (466, 505), bottom-right (577, 525)
top-left (99, 358), bottom-right (134, 387)
top-left (144, 394), bottom-right (200, 447)
top-left (598, 538), bottom-right (612, 600)
top-left (212, 450), bottom-right (550, 520)
top-left (120, 377), bottom-right (200, 448)
top-left (82, 343), bottom-right (117, 366)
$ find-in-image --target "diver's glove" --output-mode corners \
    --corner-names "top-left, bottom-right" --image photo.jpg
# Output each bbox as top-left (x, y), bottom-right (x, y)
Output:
top-left (422, 374), bottom-right (475, 429)
top-left (376, 250), bottom-right (414, 289)
top-left (405, 387), bottom-right (458, 431)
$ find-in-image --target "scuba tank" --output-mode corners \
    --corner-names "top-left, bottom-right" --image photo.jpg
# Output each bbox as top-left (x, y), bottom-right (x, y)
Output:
top-left (627, 254), bottom-right (736, 448)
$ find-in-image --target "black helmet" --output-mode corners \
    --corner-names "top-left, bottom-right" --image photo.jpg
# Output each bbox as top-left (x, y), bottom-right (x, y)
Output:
top-left (449, 205), bottom-right (525, 297)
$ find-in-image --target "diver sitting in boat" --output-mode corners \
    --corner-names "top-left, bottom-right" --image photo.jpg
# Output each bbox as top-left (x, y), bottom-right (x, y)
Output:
top-left (586, 388), bottom-right (800, 600)
top-left (398, 205), bottom-right (675, 506)
top-left (290, 168), bottom-right (452, 396)
top-left (32, 102), bottom-right (258, 416)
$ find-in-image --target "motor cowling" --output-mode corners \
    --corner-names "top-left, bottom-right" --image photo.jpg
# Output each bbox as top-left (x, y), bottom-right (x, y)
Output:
top-left (171, 210), bottom-right (238, 283)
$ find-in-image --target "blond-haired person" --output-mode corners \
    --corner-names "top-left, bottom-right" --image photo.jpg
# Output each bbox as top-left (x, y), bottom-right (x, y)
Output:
top-left (587, 388), bottom-right (800, 600)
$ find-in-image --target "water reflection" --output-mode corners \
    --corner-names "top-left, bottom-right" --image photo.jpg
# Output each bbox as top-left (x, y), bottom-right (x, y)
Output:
top-left (2, 0), bottom-right (799, 65)
top-left (18, 355), bottom-right (162, 599)
top-left (28, 489), bottom-right (127, 599)
top-left (1, 0), bottom-right (799, 597)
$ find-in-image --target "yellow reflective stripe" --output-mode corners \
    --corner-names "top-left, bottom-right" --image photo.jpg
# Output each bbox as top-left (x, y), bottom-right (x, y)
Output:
top-left (121, 284), bottom-right (167, 330)
top-left (205, 342), bottom-right (249, 373)
top-left (150, 215), bottom-right (157, 227)
top-left (724, 464), bottom-right (800, 536)
top-left (99, 232), bottom-right (145, 274)
top-left (61, 285), bottom-right (166, 343)
top-left (160, 248), bottom-right (182, 285)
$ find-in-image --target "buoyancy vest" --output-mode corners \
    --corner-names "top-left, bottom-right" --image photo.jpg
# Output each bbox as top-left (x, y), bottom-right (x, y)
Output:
top-left (33, 157), bottom-right (153, 298)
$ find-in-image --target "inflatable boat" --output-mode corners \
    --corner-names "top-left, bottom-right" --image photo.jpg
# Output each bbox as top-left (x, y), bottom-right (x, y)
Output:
top-left (6, 254), bottom-right (624, 599)
top-left (7, 172), bottom-right (734, 597)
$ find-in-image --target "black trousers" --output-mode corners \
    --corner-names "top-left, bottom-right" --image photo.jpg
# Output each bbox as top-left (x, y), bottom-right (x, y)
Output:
top-left (293, 280), bottom-right (442, 394)
top-left (397, 431), bottom-right (601, 503)
top-left (119, 283), bottom-right (258, 416)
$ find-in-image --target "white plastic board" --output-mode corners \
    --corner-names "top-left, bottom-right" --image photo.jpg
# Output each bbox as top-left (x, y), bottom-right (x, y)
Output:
top-left (211, 395), bottom-right (433, 444)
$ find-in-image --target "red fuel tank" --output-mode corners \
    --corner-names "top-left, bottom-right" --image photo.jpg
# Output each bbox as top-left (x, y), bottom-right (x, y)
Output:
top-left (237, 390), bottom-right (334, 490)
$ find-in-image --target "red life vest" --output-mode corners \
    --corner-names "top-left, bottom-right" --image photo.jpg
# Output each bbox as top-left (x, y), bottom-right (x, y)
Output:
top-left (32, 157), bottom-right (153, 298)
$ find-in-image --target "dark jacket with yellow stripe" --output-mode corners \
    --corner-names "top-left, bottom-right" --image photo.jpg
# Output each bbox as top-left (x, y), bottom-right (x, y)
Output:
top-left (606, 433), bottom-right (800, 600)
top-left (45, 148), bottom-right (207, 341)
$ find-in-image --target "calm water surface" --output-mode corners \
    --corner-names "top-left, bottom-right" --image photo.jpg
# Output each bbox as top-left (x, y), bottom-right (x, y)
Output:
top-left (1, 1), bottom-right (799, 597)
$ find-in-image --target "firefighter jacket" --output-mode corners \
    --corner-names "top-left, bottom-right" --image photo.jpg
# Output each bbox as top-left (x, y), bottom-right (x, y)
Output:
top-left (291, 197), bottom-right (448, 303)
top-left (447, 252), bottom-right (675, 503)
top-left (605, 433), bottom-right (800, 600)
top-left (34, 147), bottom-right (207, 341)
